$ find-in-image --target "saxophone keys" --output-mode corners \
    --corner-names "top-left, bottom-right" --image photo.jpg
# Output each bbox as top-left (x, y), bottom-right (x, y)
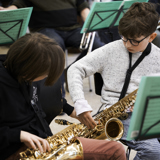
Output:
top-left (115, 112), bottom-right (121, 118)
top-left (123, 101), bottom-right (127, 106)
top-left (132, 99), bottom-right (135, 103)
top-left (50, 143), bottom-right (54, 149)
top-left (119, 105), bottom-right (124, 111)
top-left (114, 106), bottom-right (120, 113)
top-left (119, 112), bottom-right (128, 120)
top-left (95, 124), bottom-right (104, 131)
top-left (34, 150), bottom-right (41, 158)
top-left (128, 97), bottom-right (132, 101)
top-left (130, 102), bottom-right (133, 105)
top-left (132, 95), bottom-right (136, 99)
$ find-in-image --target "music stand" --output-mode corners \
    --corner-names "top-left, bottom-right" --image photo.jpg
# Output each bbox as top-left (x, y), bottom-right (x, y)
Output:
top-left (81, 0), bottom-right (148, 34)
top-left (0, 7), bottom-right (33, 46)
top-left (127, 75), bottom-right (160, 141)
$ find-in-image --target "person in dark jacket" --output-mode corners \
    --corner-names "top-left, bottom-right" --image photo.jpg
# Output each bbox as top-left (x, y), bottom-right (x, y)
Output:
top-left (0, 32), bottom-right (126, 160)
top-left (0, 32), bottom-right (65, 159)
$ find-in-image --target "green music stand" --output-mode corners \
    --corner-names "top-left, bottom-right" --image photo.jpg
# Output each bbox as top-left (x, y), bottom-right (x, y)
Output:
top-left (0, 7), bottom-right (33, 46)
top-left (81, 0), bottom-right (148, 34)
top-left (127, 75), bottom-right (160, 141)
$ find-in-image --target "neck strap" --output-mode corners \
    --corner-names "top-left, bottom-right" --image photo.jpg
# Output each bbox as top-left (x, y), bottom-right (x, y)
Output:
top-left (119, 43), bottom-right (151, 100)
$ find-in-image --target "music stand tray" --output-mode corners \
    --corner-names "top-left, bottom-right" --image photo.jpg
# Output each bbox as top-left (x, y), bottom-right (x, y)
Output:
top-left (0, 7), bottom-right (33, 46)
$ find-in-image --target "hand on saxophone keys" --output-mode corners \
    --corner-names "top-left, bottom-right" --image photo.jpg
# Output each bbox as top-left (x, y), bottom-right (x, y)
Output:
top-left (70, 109), bottom-right (97, 129)
top-left (20, 130), bottom-right (50, 154)
top-left (77, 111), bottom-right (97, 129)
top-left (126, 105), bottom-right (134, 112)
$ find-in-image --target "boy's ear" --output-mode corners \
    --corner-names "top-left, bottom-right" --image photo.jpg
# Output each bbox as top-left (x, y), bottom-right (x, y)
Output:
top-left (149, 32), bottom-right (157, 42)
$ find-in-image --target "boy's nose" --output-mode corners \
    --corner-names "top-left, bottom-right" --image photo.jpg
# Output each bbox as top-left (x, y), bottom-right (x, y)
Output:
top-left (125, 40), bottom-right (132, 48)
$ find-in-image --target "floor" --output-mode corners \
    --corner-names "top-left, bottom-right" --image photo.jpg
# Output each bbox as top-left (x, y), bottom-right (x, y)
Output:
top-left (49, 52), bottom-right (137, 160)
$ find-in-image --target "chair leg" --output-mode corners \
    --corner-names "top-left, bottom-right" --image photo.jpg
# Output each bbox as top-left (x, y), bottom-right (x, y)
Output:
top-left (126, 146), bottom-right (131, 160)
top-left (119, 140), bottom-right (131, 160)
top-left (65, 49), bottom-right (68, 67)
top-left (88, 76), bottom-right (92, 92)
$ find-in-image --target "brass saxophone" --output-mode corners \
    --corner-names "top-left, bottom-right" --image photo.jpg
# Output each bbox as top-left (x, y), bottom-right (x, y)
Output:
top-left (19, 89), bottom-right (138, 160)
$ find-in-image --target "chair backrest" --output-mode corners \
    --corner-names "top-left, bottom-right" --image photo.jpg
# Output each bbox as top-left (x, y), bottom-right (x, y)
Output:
top-left (94, 72), bottom-right (103, 96)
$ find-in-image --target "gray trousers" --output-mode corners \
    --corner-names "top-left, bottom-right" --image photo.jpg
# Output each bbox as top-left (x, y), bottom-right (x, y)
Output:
top-left (121, 113), bottom-right (160, 160)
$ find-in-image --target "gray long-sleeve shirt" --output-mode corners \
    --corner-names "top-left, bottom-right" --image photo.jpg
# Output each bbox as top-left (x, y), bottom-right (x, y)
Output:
top-left (68, 40), bottom-right (160, 108)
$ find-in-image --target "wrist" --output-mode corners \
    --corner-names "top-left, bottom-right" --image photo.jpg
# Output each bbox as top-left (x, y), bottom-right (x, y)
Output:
top-left (74, 99), bottom-right (93, 116)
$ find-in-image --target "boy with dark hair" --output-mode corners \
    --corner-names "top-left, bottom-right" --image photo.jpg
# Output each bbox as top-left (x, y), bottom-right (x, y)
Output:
top-left (0, 33), bottom-right (125, 160)
top-left (68, 2), bottom-right (160, 160)
top-left (0, 33), bottom-right (65, 159)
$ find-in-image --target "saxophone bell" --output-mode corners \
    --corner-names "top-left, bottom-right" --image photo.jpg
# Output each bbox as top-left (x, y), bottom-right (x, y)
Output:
top-left (105, 118), bottom-right (124, 141)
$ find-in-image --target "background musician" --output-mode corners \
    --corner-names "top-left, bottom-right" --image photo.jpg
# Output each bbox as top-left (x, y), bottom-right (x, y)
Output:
top-left (0, 0), bottom-right (105, 99)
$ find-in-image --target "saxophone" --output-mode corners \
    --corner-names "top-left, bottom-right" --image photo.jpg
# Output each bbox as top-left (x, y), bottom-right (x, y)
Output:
top-left (19, 89), bottom-right (138, 160)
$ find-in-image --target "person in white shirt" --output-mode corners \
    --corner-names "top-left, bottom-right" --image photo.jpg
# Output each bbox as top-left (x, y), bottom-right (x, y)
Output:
top-left (68, 2), bottom-right (160, 160)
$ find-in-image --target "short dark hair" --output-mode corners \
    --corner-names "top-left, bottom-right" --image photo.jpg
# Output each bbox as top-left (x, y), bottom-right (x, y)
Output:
top-left (119, 2), bottom-right (159, 38)
top-left (4, 33), bottom-right (65, 86)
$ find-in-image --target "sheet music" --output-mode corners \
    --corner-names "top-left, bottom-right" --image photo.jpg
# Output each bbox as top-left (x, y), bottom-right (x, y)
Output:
top-left (127, 76), bottom-right (160, 140)
top-left (142, 98), bottom-right (160, 135)
top-left (0, 7), bottom-right (32, 45)
top-left (81, 1), bottom-right (122, 33)
top-left (81, 0), bottom-right (148, 33)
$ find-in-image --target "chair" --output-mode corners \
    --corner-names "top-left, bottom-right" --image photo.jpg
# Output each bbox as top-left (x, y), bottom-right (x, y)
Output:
top-left (65, 49), bottom-right (69, 68)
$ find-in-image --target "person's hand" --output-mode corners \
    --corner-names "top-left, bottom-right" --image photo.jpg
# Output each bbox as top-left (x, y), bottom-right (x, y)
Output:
top-left (20, 131), bottom-right (50, 153)
top-left (78, 111), bottom-right (97, 129)
top-left (0, 5), bottom-right (17, 11)
top-left (126, 105), bottom-right (134, 112)
top-left (129, 105), bottom-right (134, 112)
top-left (0, 6), bottom-right (5, 10)
top-left (70, 109), bottom-right (96, 129)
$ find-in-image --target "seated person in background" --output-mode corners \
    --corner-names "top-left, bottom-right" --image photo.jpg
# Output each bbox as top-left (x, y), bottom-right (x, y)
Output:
top-left (0, 0), bottom-right (105, 97)
top-left (0, 32), bottom-right (126, 160)
top-left (68, 2), bottom-right (160, 160)
top-left (0, 0), bottom-right (14, 7)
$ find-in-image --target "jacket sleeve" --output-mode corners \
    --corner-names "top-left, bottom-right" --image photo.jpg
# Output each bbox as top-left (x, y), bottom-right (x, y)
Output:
top-left (0, 126), bottom-right (21, 150)
top-left (63, 98), bottom-right (74, 115)
top-left (12, 0), bottom-right (32, 8)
